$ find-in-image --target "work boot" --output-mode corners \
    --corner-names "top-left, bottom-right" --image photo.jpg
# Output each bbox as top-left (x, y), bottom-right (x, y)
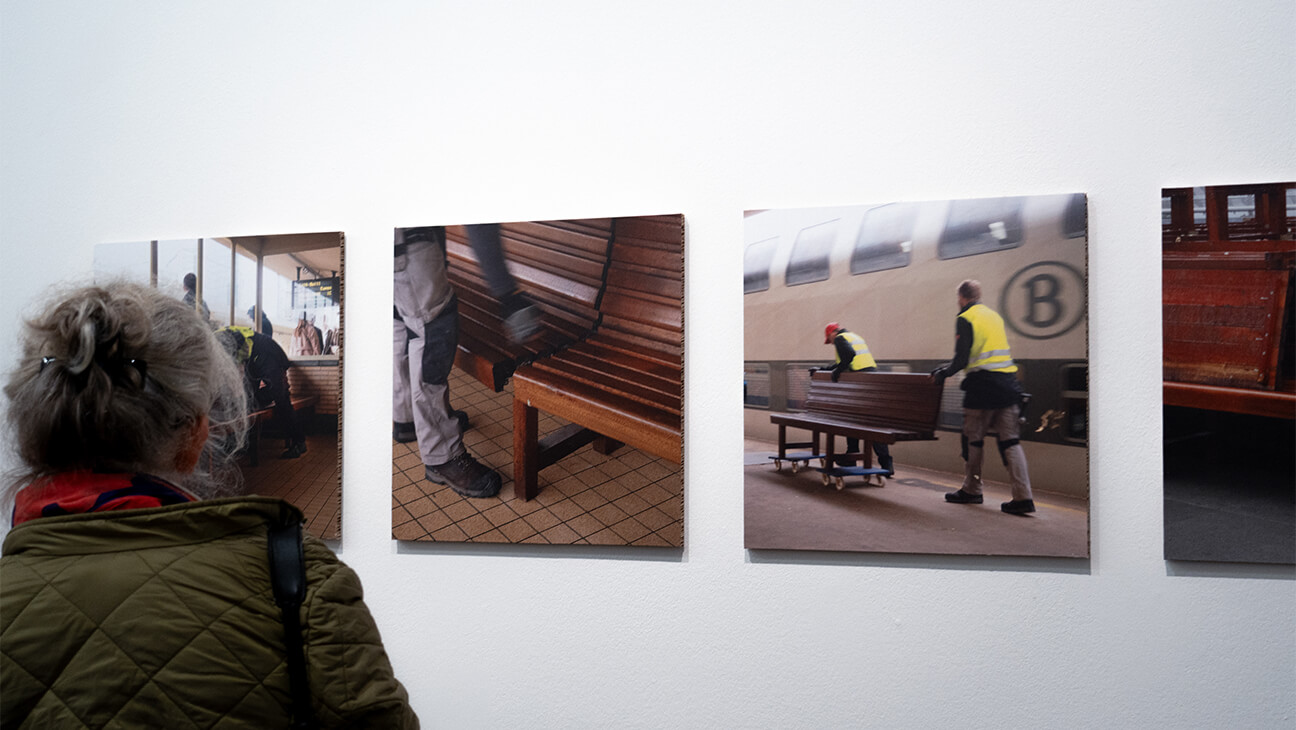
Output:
top-left (944, 489), bottom-right (983, 504)
top-left (425, 452), bottom-right (502, 499)
top-left (1001, 499), bottom-right (1036, 515)
top-left (393, 421), bottom-right (417, 443)
top-left (280, 442), bottom-right (306, 459)
top-left (452, 409), bottom-right (471, 432)
top-left (879, 455), bottom-right (895, 477)
top-left (500, 290), bottom-right (541, 344)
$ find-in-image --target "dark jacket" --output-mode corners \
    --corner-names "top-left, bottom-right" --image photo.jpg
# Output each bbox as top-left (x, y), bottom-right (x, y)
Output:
top-left (1, 497), bottom-right (418, 729)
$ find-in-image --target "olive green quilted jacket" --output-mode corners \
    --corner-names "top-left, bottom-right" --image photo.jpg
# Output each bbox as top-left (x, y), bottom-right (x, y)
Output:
top-left (0, 497), bottom-right (418, 729)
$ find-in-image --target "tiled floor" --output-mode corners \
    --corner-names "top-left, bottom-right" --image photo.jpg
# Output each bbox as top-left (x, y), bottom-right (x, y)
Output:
top-left (392, 367), bottom-right (683, 546)
top-left (243, 427), bottom-right (341, 540)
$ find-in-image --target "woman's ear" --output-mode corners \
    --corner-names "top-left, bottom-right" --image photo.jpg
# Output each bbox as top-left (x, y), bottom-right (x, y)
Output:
top-left (174, 414), bottom-right (210, 473)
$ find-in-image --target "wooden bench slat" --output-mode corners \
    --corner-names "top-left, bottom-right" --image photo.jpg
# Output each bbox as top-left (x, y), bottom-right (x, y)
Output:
top-left (612, 215), bottom-right (686, 246)
top-left (599, 292), bottom-right (683, 334)
top-left (553, 344), bottom-right (680, 384)
top-left (587, 325), bottom-right (683, 363)
top-left (529, 358), bottom-right (681, 417)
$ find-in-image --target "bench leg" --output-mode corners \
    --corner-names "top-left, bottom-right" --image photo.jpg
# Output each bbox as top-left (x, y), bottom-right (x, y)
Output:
top-left (777, 424), bottom-right (787, 459)
top-left (593, 436), bottom-right (623, 456)
top-left (513, 397), bottom-right (539, 501)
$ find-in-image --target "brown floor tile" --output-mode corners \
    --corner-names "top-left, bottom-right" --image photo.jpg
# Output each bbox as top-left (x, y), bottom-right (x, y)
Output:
top-left (393, 452), bottom-right (423, 472)
top-left (442, 500), bottom-right (480, 523)
top-left (632, 532), bottom-right (673, 547)
top-left (610, 517), bottom-right (651, 542)
top-left (481, 503), bottom-right (519, 527)
top-left (457, 514), bottom-right (494, 539)
top-left (566, 513), bottom-right (605, 538)
top-left (392, 506), bottom-right (414, 527)
top-left (431, 523), bottom-right (468, 541)
top-left (393, 484), bottom-right (423, 505)
top-left (393, 522), bottom-right (427, 541)
top-left (635, 506), bottom-right (677, 532)
top-left (612, 493), bottom-right (652, 517)
top-left (521, 509), bottom-right (561, 533)
top-left (545, 499), bottom-right (587, 522)
top-left (571, 490), bottom-right (609, 512)
top-left (540, 523), bottom-right (580, 543)
top-left (585, 528), bottom-right (626, 545)
top-left (416, 510), bottom-right (452, 534)
top-left (499, 519), bottom-right (539, 542)
top-left (590, 503), bottom-right (630, 527)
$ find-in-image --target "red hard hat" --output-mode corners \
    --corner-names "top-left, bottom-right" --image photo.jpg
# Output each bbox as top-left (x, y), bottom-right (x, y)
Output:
top-left (824, 322), bottom-right (840, 344)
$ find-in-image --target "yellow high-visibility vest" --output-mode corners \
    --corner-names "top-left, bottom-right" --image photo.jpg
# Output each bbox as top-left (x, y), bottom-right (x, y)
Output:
top-left (221, 326), bottom-right (256, 365)
top-left (959, 304), bottom-right (1017, 374)
top-left (834, 331), bottom-right (878, 371)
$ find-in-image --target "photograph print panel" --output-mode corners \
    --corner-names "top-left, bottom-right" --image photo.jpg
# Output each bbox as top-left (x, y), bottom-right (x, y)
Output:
top-left (743, 194), bottom-right (1090, 558)
top-left (392, 215), bottom-right (684, 546)
top-left (94, 232), bottom-right (345, 539)
top-left (1161, 182), bottom-right (1295, 564)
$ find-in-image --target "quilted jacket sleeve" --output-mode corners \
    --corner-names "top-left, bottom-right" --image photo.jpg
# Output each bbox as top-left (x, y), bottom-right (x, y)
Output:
top-left (300, 538), bottom-right (419, 729)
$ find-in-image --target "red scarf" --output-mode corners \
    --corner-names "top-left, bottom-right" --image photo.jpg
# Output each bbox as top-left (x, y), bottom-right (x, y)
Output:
top-left (11, 471), bottom-right (195, 527)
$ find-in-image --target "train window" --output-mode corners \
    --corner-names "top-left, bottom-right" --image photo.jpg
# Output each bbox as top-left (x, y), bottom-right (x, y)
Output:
top-left (744, 237), bottom-right (778, 294)
top-left (785, 219), bottom-right (838, 286)
top-left (1192, 187), bottom-right (1206, 224)
top-left (1062, 193), bottom-right (1087, 239)
top-left (1061, 364), bottom-right (1088, 443)
top-left (937, 197), bottom-right (1025, 259)
top-left (850, 203), bottom-right (914, 275)
top-left (785, 362), bottom-right (821, 411)
top-left (1227, 194), bottom-right (1256, 224)
top-left (744, 363), bottom-right (770, 409)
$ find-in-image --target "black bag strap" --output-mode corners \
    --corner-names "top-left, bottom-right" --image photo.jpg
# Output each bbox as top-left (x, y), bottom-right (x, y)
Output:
top-left (267, 507), bottom-right (317, 729)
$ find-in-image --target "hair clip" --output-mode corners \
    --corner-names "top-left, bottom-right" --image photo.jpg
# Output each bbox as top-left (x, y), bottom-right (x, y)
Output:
top-left (39, 356), bottom-right (56, 372)
top-left (127, 358), bottom-right (148, 382)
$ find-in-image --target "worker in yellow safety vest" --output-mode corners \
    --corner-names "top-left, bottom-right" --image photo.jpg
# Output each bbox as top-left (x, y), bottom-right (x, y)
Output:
top-left (929, 280), bottom-right (1035, 515)
top-left (822, 323), bottom-right (893, 475)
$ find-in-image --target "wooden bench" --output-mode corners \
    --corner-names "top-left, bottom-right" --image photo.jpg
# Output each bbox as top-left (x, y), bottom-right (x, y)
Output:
top-left (1163, 250), bottom-right (1295, 419)
top-left (769, 371), bottom-right (943, 488)
top-left (511, 215), bottom-right (684, 501)
top-left (446, 220), bottom-right (613, 391)
top-left (245, 395), bottom-right (318, 466)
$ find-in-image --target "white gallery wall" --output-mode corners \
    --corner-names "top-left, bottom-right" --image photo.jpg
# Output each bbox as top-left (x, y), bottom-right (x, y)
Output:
top-left (2, 1), bottom-right (1293, 727)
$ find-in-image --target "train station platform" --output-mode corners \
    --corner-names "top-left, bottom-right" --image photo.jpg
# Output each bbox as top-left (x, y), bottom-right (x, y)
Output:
top-left (744, 439), bottom-right (1089, 558)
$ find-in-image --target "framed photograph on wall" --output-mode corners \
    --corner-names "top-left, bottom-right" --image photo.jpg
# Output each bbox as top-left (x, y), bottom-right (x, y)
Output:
top-left (94, 232), bottom-right (345, 539)
top-left (1161, 182), bottom-right (1296, 564)
top-left (391, 215), bottom-right (684, 546)
top-left (743, 194), bottom-right (1090, 558)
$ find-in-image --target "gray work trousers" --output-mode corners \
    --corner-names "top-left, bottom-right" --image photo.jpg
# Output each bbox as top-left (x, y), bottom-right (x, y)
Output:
top-left (960, 404), bottom-right (1033, 502)
top-left (394, 235), bottom-right (464, 466)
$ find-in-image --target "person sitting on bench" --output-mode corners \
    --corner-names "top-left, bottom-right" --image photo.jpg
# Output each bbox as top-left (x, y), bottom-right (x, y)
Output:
top-left (821, 322), bottom-right (893, 475)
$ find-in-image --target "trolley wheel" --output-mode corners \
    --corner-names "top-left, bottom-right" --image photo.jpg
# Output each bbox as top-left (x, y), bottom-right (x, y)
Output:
top-left (791, 461), bottom-right (800, 473)
top-left (773, 459), bottom-right (783, 472)
top-left (835, 477), bottom-right (845, 490)
top-left (821, 472), bottom-right (831, 486)
top-left (869, 474), bottom-right (885, 487)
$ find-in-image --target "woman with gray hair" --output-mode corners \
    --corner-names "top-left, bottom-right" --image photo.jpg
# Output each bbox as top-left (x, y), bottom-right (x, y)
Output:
top-left (0, 282), bottom-right (417, 728)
